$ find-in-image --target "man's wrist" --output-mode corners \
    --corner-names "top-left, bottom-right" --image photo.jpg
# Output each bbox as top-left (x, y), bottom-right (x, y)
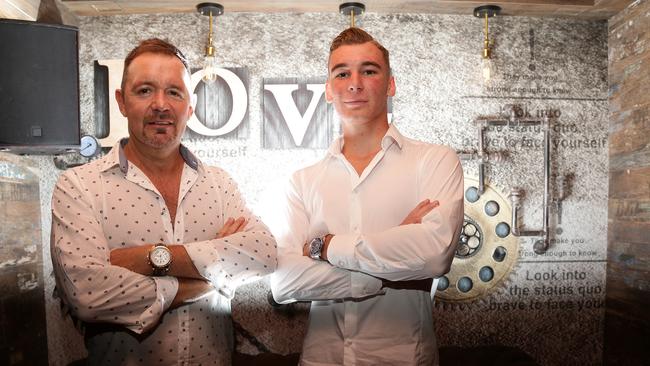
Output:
top-left (306, 234), bottom-right (334, 261)
top-left (321, 234), bottom-right (333, 261)
top-left (111, 246), bottom-right (156, 275)
top-left (148, 244), bottom-right (173, 276)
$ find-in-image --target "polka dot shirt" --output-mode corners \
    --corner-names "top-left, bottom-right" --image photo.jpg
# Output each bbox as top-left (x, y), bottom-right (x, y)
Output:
top-left (51, 140), bottom-right (277, 365)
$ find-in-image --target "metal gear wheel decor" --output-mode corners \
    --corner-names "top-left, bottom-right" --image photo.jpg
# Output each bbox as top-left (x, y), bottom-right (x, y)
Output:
top-left (435, 176), bottom-right (519, 303)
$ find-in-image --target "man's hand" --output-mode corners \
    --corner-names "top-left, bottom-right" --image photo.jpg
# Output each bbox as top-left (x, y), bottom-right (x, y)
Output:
top-left (217, 217), bottom-right (248, 238)
top-left (400, 199), bottom-right (439, 225)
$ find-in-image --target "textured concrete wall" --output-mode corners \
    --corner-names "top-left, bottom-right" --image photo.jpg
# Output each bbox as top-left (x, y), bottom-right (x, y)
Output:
top-left (606, 0), bottom-right (650, 364)
top-left (4, 11), bottom-right (608, 366)
top-left (0, 154), bottom-right (48, 365)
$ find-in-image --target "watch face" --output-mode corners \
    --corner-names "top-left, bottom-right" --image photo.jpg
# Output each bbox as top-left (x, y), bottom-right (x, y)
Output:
top-left (150, 246), bottom-right (172, 267)
top-left (309, 237), bottom-right (324, 259)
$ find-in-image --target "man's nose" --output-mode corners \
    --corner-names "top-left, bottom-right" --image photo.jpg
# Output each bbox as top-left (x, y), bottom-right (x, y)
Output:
top-left (347, 73), bottom-right (362, 92)
top-left (151, 91), bottom-right (169, 111)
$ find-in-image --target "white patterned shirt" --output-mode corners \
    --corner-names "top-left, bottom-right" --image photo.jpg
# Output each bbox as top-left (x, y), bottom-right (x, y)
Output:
top-left (271, 124), bottom-right (464, 366)
top-left (51, 139), bottom-right (276, 365)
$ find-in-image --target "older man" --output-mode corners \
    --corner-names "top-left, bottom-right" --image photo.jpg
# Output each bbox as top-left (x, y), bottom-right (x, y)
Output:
top-left (51, 38), bottom-right (276, 365)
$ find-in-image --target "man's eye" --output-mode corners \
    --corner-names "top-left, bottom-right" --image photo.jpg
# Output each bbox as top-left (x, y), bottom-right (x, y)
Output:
top-left (363, 69), bottom-right (377, 75)
top-left (168, 89), bottom-right (184, 99)
top-left (136, 88), bottom-right (151, 95)
top-left (335, 72), bottom-right (349, 78)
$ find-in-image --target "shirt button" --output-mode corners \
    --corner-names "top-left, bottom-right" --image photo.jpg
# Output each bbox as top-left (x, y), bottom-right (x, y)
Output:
top-left (344, 339), bottom-right (352, 346)
top-left (338, 261), bottom-right (345, 266)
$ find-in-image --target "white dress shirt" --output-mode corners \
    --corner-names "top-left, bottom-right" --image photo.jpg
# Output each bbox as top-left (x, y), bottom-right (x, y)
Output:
top-left (271, 124), bottom-right (464, 365)
top-left (51, 140), bottom-right (276, 365)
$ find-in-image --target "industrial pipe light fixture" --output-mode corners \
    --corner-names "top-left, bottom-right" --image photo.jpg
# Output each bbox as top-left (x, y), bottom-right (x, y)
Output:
top-left (197, 2), bottom-right (223, 84)
top-left (474, 5), bottom-right (501, 83)
top-left (339, 2), bottom-right (365, 28)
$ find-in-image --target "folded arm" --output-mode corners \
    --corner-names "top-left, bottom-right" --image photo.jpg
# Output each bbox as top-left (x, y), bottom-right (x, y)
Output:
top-left (303, 199), bottom-right (440, 291)
top-left (51, 168), bottom-right (277, 334)
top-left (324, 148), bottom-right (464, 281)
top-left (179, 171), bottom-right (277, 299)
top-left (111, 170), bottom-right (277, 299)
top-left (270, 177), bottom-right (383, 304)
top-left (50, 171), bottom-right (176, 334)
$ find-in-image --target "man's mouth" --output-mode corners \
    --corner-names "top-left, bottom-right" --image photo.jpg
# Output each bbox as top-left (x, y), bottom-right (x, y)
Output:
top-left (344, 100), bottom-right (368, 107)
top-left (145, 120), bottom-right (174, 134)
top-left (145, 121), bottom-right (175, 129)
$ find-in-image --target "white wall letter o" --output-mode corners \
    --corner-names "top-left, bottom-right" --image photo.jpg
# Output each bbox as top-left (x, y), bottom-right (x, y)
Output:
top-left (188, 68), bottom-right (247, 136)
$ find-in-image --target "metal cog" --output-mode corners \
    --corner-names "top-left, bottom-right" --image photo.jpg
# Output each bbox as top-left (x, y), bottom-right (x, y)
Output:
top-left (435, 176), bottom-right (519, 304)
top-left (476, 257), bottom-right (525, 308)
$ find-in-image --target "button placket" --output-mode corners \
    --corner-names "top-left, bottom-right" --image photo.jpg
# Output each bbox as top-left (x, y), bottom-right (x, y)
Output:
top-left (178, 310), bottom-right (190, 362)
top-left (158, 197), bottom-right (174, 243)
top-left (350, 190), bottom-right (361, 233)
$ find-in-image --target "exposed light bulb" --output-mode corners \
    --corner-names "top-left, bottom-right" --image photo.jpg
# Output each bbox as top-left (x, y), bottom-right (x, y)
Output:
top-left (203, 53), bottom-right (217, 84)
top-left (474, 5), bottom-right (500, 85)
top-left (482, 57), bottom-right (494, 83)
top-left (198, 4), bottom-right (222, 85)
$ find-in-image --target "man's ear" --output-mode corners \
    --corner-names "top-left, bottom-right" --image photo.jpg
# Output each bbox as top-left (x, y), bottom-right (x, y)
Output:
top-left (387, 76), bottom-right (396, 97)
top-left (115, 89), bottom-right (127, 117)
top-left (325, 80), bottom-right (333, 103)
top-left (189, 92), bottom-right (197, 117)
top-left (187, 102), bottom-right (194, 120)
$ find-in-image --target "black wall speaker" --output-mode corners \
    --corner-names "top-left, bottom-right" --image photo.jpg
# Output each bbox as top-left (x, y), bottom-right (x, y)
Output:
top-left (0, 19), bottom-right (80, 154)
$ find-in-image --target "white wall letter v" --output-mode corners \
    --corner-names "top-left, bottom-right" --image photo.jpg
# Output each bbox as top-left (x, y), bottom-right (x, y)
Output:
top-left (263, 84), bottom-right (325, 146)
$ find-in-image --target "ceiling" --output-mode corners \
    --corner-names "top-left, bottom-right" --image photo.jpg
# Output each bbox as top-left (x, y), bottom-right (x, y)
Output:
top-left (56, 0), bottom-right (633, 20)
top-left (0, 0), bottom-right (634, 22)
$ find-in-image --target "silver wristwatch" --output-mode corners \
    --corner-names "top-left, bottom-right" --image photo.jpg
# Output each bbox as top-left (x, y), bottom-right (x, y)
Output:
top-left (308, 236), bottom-right (326, 260)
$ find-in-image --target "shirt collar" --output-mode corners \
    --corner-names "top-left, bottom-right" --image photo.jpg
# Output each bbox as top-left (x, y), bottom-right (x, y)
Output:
top-left (327, 123), bottom-right (405, 157)
top-left (381, 123), bottom-right (404, 151)
top-left (98, 138), bottom-right (199, 174)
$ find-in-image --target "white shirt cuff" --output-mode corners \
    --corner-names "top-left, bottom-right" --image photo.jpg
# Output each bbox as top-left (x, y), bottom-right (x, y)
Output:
top-left (183, 242), bottom-right (216, 279)
top-left (327, 233), bottom-right (359, 270)
top-left (184, 242), bottom-right (235, 299)
top-left (126, 276), bottom-right (178, 334)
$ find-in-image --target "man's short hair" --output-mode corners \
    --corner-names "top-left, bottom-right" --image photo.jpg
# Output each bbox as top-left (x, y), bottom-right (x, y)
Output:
top-left (329, 27), bottom-right (390, 71)
top-left (121, 38), bottom-right (190, 90)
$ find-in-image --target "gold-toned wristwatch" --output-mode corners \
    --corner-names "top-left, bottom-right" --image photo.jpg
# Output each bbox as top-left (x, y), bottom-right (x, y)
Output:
top-left (147, 244), bottom-right (172, 276)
